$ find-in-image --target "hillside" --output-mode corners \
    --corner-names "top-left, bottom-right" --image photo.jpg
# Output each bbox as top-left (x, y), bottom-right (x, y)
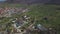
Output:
top-left (0, 4), bottom-right (60, 34)
top-left (0, 4), bottom-right (60, 27)
top-left (6, 0), bottom-right (60, 4)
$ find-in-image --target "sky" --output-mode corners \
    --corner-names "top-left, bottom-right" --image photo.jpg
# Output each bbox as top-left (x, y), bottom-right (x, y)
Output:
top-left (0, 0), bottom-right (6, 1)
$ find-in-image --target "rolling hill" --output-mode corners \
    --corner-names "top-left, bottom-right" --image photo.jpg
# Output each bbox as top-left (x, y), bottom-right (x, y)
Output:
top-left (6, 0), bottom-right (60, 4)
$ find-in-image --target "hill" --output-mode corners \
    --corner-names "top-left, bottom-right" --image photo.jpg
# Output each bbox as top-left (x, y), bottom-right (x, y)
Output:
top-left (0, 4), bottom-right (60, 33)
top-left (6, 0), bottom-right (60, 4)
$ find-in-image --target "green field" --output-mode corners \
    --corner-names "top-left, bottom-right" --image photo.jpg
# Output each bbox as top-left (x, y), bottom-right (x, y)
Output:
top-left (27, 4), bottom-right (60, 34)
top-left (27, 4), bottom-right (60, 27)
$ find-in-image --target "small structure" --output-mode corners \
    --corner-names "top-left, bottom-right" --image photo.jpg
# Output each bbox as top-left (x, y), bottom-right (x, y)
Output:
top-left (12, 18), bottom-right (24, 28)
top-left (31, 24), bottom-right (48, 34)
top-left (22, 15), bottom-right (30, 21)
top-left (0, 7), bottom-right (29, 17)
top-left (36, 24), bottom-right (47, 31)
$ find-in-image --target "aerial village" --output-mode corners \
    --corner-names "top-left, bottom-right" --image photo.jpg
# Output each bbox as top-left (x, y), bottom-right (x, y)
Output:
top-left (0, 0), bottom-right (59, 34)
top-left (0, 7), bottom-right (57, 34)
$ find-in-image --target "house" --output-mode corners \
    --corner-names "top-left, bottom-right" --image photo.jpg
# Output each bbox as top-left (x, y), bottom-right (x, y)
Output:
top-left (12, 18), bottom-right (25, 32)
top-left (11, 17), bottom-right (30, 34)
top-left (22, 15), bottom-right (30, 21)
top-left (0, 7), bottom-right (29, 17)
top-left (36, 24), bottom-right (47, 31)
top-left (24, 24), bottom-right (48, 34)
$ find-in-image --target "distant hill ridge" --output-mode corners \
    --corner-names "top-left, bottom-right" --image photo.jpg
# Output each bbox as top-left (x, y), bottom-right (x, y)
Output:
top-left (1, 0), bottom-right (60, 4)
